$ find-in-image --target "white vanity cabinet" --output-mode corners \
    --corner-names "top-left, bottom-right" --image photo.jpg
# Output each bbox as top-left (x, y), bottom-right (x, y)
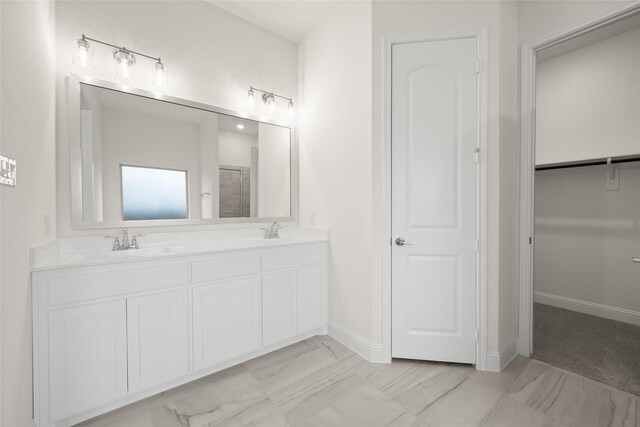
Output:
top-left (263, 270), bottom-right (298, 346)
top-left (127, 289), bottom-right (189, 393)
top-left (32, 241), bottom-right (327, 427)
top-left (48, 300), bottom-right (128, 421)
top-left (192, 277), bottom-right (261, 370)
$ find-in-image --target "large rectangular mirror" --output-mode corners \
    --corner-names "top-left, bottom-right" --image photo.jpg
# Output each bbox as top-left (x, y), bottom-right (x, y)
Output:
top-left (69, 75), bottom-right (295, 228)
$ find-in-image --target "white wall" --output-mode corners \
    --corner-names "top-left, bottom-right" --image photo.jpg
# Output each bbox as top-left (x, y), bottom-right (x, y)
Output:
top-left (298, 1), bottom-right (373, 343)
top-left (536, 26), bottom-right (640, 165)
top-left (56, 0), bottom-right (297, 235)
top-left (498, 0), bottom-right (520, 354)
top-left (218, 130), bottom-right (257, 168)
top-left (258, 123), bottom-right (291, 218)
top-left (534, 165), bottom-right (640, 320)
top-left (1, 1), bottom-right (57, 425)
top-left (100, 107), bottom-right (202, 221)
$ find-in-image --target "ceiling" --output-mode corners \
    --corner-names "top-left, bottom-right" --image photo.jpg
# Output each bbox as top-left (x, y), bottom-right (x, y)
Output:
top-left (218, 114), bottom-right (259, 135)
top-left (208, 0), bottom-right (341, 41)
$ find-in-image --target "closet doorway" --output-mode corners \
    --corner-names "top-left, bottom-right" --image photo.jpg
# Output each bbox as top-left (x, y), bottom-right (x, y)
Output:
top-left (520, 4), bottom-right (640, 396)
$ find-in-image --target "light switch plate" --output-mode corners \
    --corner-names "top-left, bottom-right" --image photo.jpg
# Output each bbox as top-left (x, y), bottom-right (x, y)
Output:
top-left (0, 155), bottom-right (17, 187)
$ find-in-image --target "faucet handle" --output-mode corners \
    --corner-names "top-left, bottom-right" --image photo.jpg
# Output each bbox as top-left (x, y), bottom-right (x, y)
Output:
top-left (130, 234), bottom-right (146, 250)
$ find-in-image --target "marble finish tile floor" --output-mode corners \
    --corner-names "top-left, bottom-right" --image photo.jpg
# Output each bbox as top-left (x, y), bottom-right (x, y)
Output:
top-left (77, 336), bottom-right (640, 427)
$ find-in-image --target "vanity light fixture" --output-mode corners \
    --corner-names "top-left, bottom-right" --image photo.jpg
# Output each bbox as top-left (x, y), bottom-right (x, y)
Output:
top-left (247, 86), bottom-right (294, 116)
top-left (73, 37), bottom-right (94, 69)
top-left (74, 34), bottom-right (167, 87)
top-left (114, 48), bottom-right (136, 80)
top-left (247, 87), bottom-right (256, 109)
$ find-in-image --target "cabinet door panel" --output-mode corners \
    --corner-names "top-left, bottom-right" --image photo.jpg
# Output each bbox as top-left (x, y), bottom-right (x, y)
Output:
top-left (49, 301), bottom-right (127, 421)
top-left (193, 278), bottom-right (260, 371)
top-left (297, 266), bottom-right (325, 334)
top-left (127, 290), bottom-right (189, 393)
top-left (262, 271), bottom-right (297, 346)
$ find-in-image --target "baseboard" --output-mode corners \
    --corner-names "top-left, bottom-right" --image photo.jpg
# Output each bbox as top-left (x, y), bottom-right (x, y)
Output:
top-left (327, 321), bottom-right (388, 363)
top-left (485, 336), bottom-right (517, 372)
top-left (534, 291), bottom-right (640, 327)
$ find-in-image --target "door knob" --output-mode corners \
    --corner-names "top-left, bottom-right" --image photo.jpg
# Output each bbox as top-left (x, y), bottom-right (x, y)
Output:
top-left (395, 237), bottom-right (412, 246)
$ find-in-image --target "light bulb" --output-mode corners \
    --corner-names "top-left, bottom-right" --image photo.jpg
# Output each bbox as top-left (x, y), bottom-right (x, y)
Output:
top-left (247, 87), bottom-right (255, 109)
top-left (236, 124), bottom-right (245, 130)
top-left (114, 48), bottom-right (135, 80)
top-left (73, 37), bottom-right (94, 69)
top-left (288, 99), bottom-right (295, 117)
top-left (264, 93), bottom-right (275, 114)
top-left (153, 61), bottom-right (167, 87)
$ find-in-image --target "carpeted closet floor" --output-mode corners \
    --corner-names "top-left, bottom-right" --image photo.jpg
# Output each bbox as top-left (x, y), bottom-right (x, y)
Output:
top-left (533, 303), bottom-right (640, 396)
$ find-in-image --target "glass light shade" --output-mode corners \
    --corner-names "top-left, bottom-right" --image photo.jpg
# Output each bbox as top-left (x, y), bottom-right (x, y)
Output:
top-left (247, 88), bottom-right (256, 109)
top-left (264, 93), bottom-right (276, 114)
top-left (73, 38), bottom-right (94, 69)
top-left (153, 61), bottom-right (168, 87)
top-left (114, 49), bottom-right (136, 80)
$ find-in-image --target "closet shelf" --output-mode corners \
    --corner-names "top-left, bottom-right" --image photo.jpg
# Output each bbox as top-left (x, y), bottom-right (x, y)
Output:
top-left (536, 154), bottom-right (640, 171)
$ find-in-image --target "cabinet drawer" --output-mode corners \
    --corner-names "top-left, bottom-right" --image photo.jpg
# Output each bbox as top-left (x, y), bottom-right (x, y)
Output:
top-left (191, 254), bottom-right (260, 283)
top-left (47, 263), bottom-right (188, 306)
top-left (262, 245), bottom-right (323, 272)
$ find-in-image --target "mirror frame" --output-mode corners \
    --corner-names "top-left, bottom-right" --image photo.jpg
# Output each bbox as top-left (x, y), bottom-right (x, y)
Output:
top-left (68, 74), bottom-right (298, 229)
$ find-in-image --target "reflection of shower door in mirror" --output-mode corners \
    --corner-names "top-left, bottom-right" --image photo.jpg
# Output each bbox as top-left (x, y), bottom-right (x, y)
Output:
top-left (219, 166), bottom-right (251, 218)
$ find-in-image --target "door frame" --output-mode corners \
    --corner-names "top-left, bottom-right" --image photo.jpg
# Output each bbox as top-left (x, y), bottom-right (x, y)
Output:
top-left (382, 28), bottom-right (489, 370)
top-left (518, 2), bottom-right (640, 358)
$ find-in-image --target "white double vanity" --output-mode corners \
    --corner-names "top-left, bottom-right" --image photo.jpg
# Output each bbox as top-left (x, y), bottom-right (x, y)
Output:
top-left (31, 228), bottom-right (328, 426)
top-left (31, 67), bottom-right (319, 426)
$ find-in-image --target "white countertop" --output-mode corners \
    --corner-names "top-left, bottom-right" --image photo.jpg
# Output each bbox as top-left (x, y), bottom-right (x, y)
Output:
top-left (31, 227), bottom-right (328, 271)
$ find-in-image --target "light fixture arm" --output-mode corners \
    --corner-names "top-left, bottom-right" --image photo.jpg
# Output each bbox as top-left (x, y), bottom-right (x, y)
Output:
top-left (80, 34), bottom-right (163, 64)
top-left (249, 86), bottom-right (293, 103)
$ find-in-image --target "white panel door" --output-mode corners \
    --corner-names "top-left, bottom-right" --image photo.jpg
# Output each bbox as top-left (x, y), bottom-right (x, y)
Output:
top-left (192, 278), bottom-right (260, 371)
top-left (391, 37), bottom-right (479, 363)
top-left (262, 271), bottom-right (297, 346)
top-left (49, 300), bottom-right (127, 421)
top-left (297, 266), bottom-right (325, 334)
top-left (127, 289), bottom-right (189, 393)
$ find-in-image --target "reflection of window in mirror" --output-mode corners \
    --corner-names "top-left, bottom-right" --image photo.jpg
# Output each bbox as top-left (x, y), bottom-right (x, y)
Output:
top-left (121, 165), bottom-right (188, 220)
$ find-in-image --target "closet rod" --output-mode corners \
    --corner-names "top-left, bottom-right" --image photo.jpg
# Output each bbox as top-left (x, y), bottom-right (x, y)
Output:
top-left (536, 154), bottom-right (640, 171)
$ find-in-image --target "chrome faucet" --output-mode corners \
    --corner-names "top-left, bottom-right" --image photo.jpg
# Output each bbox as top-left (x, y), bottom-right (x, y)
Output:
top-left (106, 228), bottom-right (145, 251)
top-left (262, 221), bottom-right (281, 239)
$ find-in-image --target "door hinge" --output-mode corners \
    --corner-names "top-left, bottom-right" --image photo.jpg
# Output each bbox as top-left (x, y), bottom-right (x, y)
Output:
top-left (475, 147), bottom-right (480, 164)
top-left (475, 59), bottom-right (481, 75)
top-left (529, 236), bottom-right (532, 245)
top-left (474, 239), bottom-right (479, 253)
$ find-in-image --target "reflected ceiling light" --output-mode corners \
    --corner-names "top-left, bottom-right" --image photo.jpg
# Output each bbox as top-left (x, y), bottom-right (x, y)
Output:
top-left (236, 124), bottom-right (245, 130)
top-left (73, 34), bottom-right (168, 87)
top-left (246, 86), bottom-right (294, 117)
